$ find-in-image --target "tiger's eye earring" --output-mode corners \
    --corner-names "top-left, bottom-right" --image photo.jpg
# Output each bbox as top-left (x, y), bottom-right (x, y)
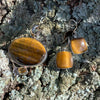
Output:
top-left (56, 51), bottom-right (73, 69)
top-left (69, 19), bottom-right (88, 54)
top-left (71, 38), bottom-right (88, 54)
top-left (56, 19), bottom-right (88, 69)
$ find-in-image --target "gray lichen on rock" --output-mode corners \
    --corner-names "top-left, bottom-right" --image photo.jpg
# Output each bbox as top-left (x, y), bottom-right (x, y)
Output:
top-left (0, 50), bottom-right (12, 99)
top-left (0, 0), bottom-right (100, 100)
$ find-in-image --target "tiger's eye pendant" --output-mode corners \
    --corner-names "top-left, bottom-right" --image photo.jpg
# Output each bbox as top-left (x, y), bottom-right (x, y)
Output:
top-left (71, 38), bottom-right (88, 54)
top-left (56, 51), bottom-right (73, 69)
top-left (8, 37), bottom-right (47, 67)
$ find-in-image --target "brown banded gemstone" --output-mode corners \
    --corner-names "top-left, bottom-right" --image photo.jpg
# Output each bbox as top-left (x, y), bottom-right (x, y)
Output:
top-left (56, 51), bottom-right (73, 69)
top-left (8, 37), bottom-right (47, 65)
top-left (71, 38), bottom-right (88, 54)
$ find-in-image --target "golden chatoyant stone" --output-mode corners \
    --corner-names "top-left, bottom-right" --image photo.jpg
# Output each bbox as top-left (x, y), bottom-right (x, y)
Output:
top-left (8, 37), bottom-right (47, 66)
top-left (56, 51), bottom-right (73, 69)
top-left (18, 67), bottom-right (28, 75)
top-left (71, 38), bottom-right (88, 54)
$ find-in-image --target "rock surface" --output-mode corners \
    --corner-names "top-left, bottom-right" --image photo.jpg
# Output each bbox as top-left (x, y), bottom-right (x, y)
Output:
top-left (0, 0), bottom-right (100, 100)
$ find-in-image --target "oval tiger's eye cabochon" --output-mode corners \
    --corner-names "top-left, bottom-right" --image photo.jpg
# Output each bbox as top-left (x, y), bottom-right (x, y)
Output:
top-left (56, 51), bottom-right (73, 69)
top-left (71, 38), bottom-right (88, 54)
top-left (9, 37), bottom-right (47, 65)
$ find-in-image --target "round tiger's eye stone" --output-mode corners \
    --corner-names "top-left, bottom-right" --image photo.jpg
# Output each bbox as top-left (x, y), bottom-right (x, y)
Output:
top-left (8, 37), bottom-right (47, 66)
top-left (18, 67), bottom-right (28, 75)
top-left (71, 38), bottom-right (88, 54)
top-left (56, 51), bottom-right (73, 69)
